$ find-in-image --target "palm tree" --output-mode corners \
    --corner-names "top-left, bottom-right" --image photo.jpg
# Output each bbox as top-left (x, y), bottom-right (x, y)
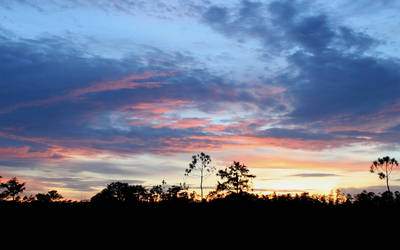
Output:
top-left (370, 156), bottom-right (399, 193)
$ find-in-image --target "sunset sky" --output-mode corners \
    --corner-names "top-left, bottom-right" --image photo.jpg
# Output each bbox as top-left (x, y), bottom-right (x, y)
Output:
top-left (1, 0), bottom-right (400, 200)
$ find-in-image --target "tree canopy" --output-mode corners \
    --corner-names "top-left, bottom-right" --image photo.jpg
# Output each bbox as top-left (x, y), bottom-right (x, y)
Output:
top-left (0, 177), bottom-right (26, 201)
top-left (185, 152), bottom-right (215, 200)
top-left (216, 161), bottom-right (256, 194)
top-left (370, 156), bottom-right (399, 192)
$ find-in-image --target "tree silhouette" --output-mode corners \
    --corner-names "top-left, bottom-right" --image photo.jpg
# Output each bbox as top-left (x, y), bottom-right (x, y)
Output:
top-left (0, 176), bottom-right (5, 200)
top-left (36, 190), bottom-right (63, 202)
top-left (35, 193), bottom-right (51, 203)
top-left (1, 177), bottom-right (26, 201)
top-left (91, 182), bottom-right (130, 203)
top-left (161, 182), bottom-right (189, 201)
top-left (184, 152), bottom-right (215, 200)
top-left (216, 161), bottom-right (256, 194)
top-left (126, 185), bottom-right (148, 202)
top-left (90, 182), bottom-right (148, 203)
top-left (370, 156), bottom-right (399, 193)
top-left (149, 180), bottom-right (166, 202)
top-left (47, 190), bottom-right (63, 201)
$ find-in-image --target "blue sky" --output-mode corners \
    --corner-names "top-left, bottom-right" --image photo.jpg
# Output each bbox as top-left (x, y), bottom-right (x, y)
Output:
top-left (1, 0), bottom-right (400, 199)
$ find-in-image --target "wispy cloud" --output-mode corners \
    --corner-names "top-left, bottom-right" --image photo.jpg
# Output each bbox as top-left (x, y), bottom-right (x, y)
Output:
top-left (0, 71), bottom-right (176, 114)
top-left (289, 173), bottom-right (340, 178)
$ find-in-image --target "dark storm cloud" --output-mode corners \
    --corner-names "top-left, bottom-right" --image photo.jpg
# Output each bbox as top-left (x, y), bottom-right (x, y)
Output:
top-left (202, 0), bottom-right (400, 137)
top-left (0, 36), bottom-right (139, 109)
top-left (286, 51), bottom-right (400, 123)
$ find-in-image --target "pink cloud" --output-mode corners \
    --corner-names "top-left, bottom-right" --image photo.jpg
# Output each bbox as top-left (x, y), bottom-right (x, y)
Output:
top-left (127, 99), bottom-right (194, 113)
top-left (0, 131), bottom-right (133, 161)
top-left (171, 118), bottom-right (211, 129)
top-left (125, 99), bottom-right (196, 128)
top-left (156, 134), bottom-right (356, 153)
top-left (203, 124), bottom-right (229, 132)
top-left (157, 118), bottom-right (211, 129)
top-left (0, 146), bottom-right (65, 161)
top-left (69, 71), bottom-right (172, 99)
top-left (0, 71), bottom-right (177, 114)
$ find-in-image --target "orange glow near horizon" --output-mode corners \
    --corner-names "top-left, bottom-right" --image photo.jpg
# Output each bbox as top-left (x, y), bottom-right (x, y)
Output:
top-left (0, 150), bottom-right (396, 201)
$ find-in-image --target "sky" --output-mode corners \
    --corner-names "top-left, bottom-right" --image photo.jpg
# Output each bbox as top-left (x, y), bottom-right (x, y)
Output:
top-left (1, 0), bottom-right (400, 200)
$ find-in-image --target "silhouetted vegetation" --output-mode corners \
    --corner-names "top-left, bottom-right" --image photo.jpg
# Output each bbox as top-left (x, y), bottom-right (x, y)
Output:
top-left (0, 177), bottom-right (25, 201)
top-left (3, 184), bottom-right (400, 213)
top-left (35, 190), bottom-right (63, 203)
top-left (2, 155), bottom-right (400, 215)
top-left (216, 161), bottom-right (256, 194)
top-left (185, 152), bottom-right (215, 200)
top-left (370, 156), bottom-right (399, 192)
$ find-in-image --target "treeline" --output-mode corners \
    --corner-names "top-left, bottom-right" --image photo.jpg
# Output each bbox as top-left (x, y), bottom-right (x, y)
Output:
top-left (0, 176), bottom-right (63, 203)
top-left (78, 181), bottom-right (400, 210)
top-left (2, 176), bottom-right (400, 210)
top-left (0, 178), bottom-right (400, 209)
top-left (1, 154), bottom-right (400, 210)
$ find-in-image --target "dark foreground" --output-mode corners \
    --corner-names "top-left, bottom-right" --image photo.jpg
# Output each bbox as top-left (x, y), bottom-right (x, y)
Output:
top-left (3, 192), bottom-right (400, 241)
top-left (2, 191), bottom-right (400, 219)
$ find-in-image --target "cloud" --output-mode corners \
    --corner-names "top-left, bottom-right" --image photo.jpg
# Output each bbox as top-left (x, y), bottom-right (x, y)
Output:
top-left (1, 0), bottom-right (399, 199)
top-left (1, 0), bottom-right (399, 171)
top-left (329, 0), bottom-right (400, 17)
top-left (201, 0), bottom-right (400, 147)
top-left (29, 176), bottom-right (144, 193)
top-left (253, 188), bottom-right (312, 193)
top-left (285, 51), bottom-right (400, 123)
top-left (0, 71), bottom-right (175, 115)
top-left (290, 173), bottom-right (340, 178)
top-left (0, 0), bottom-right (208, 20)
top-left (202, 1), bottom-right (272, 44)
top-left (0, 146), bottom-right (64, 162)
top-left (339, 185), bottom-right (400, 195)
top-left (258, 128), bottom-right (334, 141)
top-left (0, 34), bottom-right (285, 164)
top-left (153, 118), bottom-right (212, 129)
